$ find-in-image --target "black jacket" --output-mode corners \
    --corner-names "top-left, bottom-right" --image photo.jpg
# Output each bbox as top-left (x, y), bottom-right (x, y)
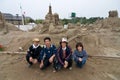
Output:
top-left (27, 44), bottom-right (42, 59)
top-left (56, 46), bottom-right (72, 65)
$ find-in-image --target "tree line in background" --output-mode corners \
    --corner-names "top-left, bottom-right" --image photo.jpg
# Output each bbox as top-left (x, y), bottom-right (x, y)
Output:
top-left (26, 17), bottom-right (104, 25)
top-left (61, 17), bottom-right (104, 25)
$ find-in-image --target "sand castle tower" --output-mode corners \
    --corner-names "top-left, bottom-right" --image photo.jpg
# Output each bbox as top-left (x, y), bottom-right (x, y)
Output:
top-left (43, 5), bottom-right (60, 27)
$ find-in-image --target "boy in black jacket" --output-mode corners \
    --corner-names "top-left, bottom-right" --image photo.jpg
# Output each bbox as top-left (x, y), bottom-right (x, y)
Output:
top-left (26, 38), bottom-right (42, 67)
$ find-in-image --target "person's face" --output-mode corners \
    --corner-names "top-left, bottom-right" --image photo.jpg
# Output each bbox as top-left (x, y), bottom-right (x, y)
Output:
top-left (61, 42), bottom-right (67, 48)
top-left (77, 46), bottom-right (82, 52)
top-left (34, 41), bottom-right (39, 46)
top-left (45, 39), bottom-right (51, 47)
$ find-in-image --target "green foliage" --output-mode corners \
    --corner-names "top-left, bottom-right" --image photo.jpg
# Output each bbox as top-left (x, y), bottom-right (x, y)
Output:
top-left (61, 19), bottom-right (69, 25)
top-left (35, 19), bottom-right (44, 24)
top-left (26, 18), bottom-right (35, 23)
top-left (87, 17), bottom-right (104, 24)
top-left (61, 17), bottom-right (103, 25)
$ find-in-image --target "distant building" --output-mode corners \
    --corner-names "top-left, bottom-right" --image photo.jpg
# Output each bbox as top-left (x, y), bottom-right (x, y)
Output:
top-left (3, 13), bottom-right (33, 25)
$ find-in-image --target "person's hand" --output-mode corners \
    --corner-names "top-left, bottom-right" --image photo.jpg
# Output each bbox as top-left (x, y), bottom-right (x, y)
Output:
top-left (64, 61), bottom-right (68, 68)
top-left (79, 58), bottom-right (82, 62)
top-left (40, 61), bottom-right (44, 68)
top-left (29, 57), bottom-right (33, 62)
top-left (40, 63), bottom-right (44, 68)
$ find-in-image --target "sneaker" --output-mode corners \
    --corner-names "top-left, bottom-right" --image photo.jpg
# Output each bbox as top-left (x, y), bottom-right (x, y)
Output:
top-left (69, 67), bottom-right (72, 70)
top-left (53, 70), bottom-right (57, 73)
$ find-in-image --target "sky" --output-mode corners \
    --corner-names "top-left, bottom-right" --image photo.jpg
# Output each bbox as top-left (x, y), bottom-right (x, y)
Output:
top-left (0, 0), bottom-right (120, 19)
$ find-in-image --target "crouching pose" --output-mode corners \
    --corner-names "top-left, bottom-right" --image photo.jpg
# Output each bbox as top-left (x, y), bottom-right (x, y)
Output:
top-left (26, 38), bottom-right (42, 67)
top-left (73, 42), bottom-right (88, 68)
top-left (53, 38), bottom-right (72, 72)
top-left (39, 37), bottom-right (57, 70)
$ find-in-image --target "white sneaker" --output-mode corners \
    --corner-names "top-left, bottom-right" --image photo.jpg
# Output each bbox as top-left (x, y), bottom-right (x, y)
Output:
top-left (53, 70), bottom-right (57, 73)
top-left (69, 67), bottom-right (72, 70)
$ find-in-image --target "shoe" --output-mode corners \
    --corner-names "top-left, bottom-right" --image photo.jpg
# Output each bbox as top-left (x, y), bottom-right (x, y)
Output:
top-left (53, 70), bottom-right (57, 73)
top-left (69, 67), bottom-right (72, 70)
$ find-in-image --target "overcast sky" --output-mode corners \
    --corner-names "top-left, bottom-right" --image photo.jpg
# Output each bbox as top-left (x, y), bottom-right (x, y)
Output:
top-left (0, 0), bottom-right (120, 19)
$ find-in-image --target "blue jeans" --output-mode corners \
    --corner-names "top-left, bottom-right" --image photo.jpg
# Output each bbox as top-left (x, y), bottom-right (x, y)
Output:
top-left (76, 60), bottom-right (86, 68)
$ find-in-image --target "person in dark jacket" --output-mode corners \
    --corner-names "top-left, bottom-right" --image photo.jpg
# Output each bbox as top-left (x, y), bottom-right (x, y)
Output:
top-left (39, 37), bottom-right (57, 70)
top-left (53, 38), bottom-right (72, 72)
top-left (26, 38), bottom-right (42, 67)
top-left (73, 42), bottom-right (88, 68)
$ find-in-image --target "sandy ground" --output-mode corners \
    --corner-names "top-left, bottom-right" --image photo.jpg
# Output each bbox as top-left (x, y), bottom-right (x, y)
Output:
top-left (0, 53), bottom-right (120, 80)
top-left (0, 18), bottom-right (120, 80)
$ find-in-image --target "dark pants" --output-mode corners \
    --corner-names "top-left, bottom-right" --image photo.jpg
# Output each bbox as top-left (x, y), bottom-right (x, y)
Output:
top-left (26, 54), bottom-right (33, 65)
top-left (53, 57), bottom-right (72, 71)
top-left (40, 57), bottom-right (51, 70)
top-left (26, 53), bottom-right (40, 65)
top-left (67, 59), bottom-right (73, 68)
top-left (76, 60), bottom-right (86, 68)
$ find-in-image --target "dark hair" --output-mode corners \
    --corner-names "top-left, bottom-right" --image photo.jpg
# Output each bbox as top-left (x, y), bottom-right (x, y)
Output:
top-left (76, 42), bottom-right (84, 51)
top-left (44, 37), bottom-right (51, 42)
